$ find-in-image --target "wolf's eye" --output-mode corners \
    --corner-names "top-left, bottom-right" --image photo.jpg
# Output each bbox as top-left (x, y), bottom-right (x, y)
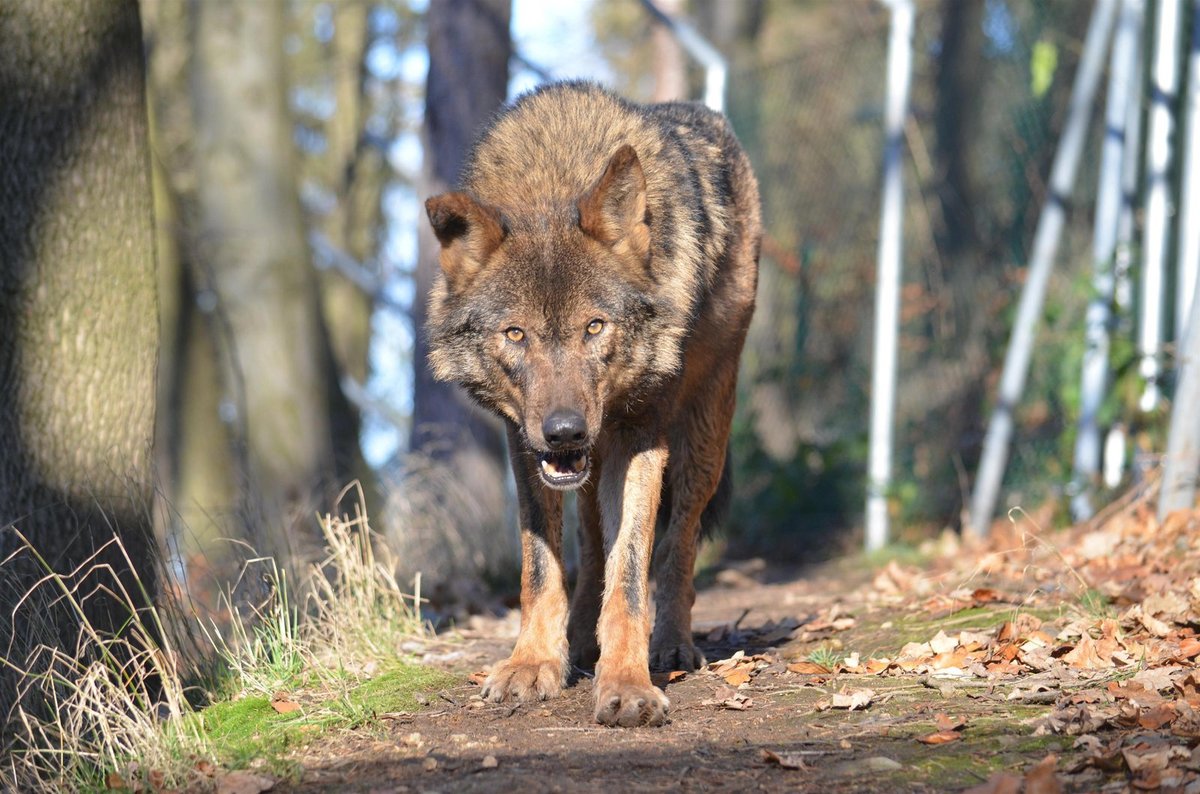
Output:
top-left (586, 319), bottom-right (605, 336)
top-left (505, 327), bottom-right (525, 343)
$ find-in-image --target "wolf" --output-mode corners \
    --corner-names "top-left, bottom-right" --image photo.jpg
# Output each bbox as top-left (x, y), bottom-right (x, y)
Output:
top-left (423, 82), bottom-right (760, 727)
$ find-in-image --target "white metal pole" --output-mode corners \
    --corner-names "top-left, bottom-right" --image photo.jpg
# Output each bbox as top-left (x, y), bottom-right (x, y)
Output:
top-left (969, 0), bottom-right (1119, 538)
top-left (1072, 0), bottom-right (1145, 520)
top-left (865, 0), bottom-right (914, 552)
top-left (1176, 0), bottom-right (1200, 343)
top-left (1139, 0), bottom-right (1182, 412)
top-left (1115, 16), bottom-right (1146, 320)
top-left (1159, 282), bottom-right (1200, 518)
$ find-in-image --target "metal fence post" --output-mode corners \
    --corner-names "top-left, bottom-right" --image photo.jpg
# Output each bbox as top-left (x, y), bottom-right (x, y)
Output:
top-left (865, 0), bottom-right (914, 552)
top-left (1176, 0), bottom-right (1200, 345)
top-left (1072, 0), bottom-right (1145, 520)
top-left (1139, 0), bottom-right (1183, 412)
top-left (969, 0), bottom-right (1119, 538)
top-left (1159, 0), bottom-right (1200, 519)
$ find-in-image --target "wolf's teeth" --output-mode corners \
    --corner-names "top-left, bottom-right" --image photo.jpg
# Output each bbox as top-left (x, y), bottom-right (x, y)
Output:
top-left (572, 455), bottom-right (587, 473)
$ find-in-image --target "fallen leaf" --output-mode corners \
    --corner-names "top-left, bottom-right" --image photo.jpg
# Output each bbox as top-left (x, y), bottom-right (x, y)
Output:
top-left (702, 685), bottom-right (753, 710)
top-left (269, 698), bottom-right (300, 715)
top-left (1137, 703), bottom-right (1177, 730)
top-left (668, 670), bottom-right (687, 682)
top-left (761, 749), bottom-right (809, 770)
top-left (1061, 635), bottom-right (1112, 670)
top-left (935, 713), bottom-right (967, 732)
top-left (817, 687), bottom-right (875, 711)
top-left (971, 587), bottom-right (1006, 604)
top-left (217, 770), bottom-right (276, 794)
top-left (929, 630), bottom-right (959, 654)
top-left (106, 772), bottom-right (126, 791)
top-left (917, 730), bottom-right (961, 744)
top-left (724, 668), bottom-right (752, 687)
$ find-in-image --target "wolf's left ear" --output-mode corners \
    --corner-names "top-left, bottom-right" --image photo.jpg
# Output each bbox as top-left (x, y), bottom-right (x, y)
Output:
top-left (425, 192), bottom-right (507, 293)
top-left (578, 144), bottom-right (650, 266)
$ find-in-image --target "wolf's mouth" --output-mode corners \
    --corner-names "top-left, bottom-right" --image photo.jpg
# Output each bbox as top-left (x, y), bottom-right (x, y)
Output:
top-left (538, 449), bottom-right (590, 489)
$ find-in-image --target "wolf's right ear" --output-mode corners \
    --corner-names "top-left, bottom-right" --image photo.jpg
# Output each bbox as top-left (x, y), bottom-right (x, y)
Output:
top-left (578, 145), bottom-right (650, 268)
top-left (425, 192), bottom-right (506, 293)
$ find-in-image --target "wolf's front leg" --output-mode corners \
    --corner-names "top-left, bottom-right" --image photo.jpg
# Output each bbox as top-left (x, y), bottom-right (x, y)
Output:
top-left (482, 426), bottom-right (568, 703)
top-left (592, 432), bottom-right (670, 727)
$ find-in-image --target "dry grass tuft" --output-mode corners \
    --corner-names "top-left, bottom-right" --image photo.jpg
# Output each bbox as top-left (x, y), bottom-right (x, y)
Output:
top-left (2, 486), bottom-right (431, 791)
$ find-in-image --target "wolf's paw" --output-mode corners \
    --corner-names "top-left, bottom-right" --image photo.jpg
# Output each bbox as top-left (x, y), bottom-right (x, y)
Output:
top-left (593, 678), bottom-right (669, 727)
top-left (481, 658), bottom-right (564, 703)
top-left (649, 639), bottom-right (706, 673)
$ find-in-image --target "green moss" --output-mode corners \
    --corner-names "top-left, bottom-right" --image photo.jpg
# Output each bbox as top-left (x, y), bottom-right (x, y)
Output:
top-left (197, 696), bottom-right (304, 768)
top-left (352, 666), bottom-right (457, 713)
top-left (195, 663), bottom-right (457, 770)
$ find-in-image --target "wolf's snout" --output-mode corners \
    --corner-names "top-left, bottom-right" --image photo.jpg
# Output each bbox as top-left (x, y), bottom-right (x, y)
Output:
top-left (542, 409), bottom-right (588, 449)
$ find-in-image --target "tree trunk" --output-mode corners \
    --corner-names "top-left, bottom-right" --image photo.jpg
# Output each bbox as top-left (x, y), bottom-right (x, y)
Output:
top-left (315, 0), bottom-right (384, 512)
top-left (651, 0), bottom-right (687, 102)
top-left (405, 0), bottom-right (514, 582)
top-left (0, 0), bottom-right (158, 723)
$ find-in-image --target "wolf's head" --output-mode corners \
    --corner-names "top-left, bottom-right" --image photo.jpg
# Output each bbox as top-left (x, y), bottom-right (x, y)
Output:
top-left (424, 145), bottom-right (673, 490)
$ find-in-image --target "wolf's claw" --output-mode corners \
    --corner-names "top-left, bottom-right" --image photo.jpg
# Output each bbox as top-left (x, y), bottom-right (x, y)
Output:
top-left (649, 640), bottom-right (706, 673)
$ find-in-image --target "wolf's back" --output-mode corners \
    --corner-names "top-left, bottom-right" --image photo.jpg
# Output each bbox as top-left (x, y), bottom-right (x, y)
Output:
top-left (461, 82), bottom-right (759, 304)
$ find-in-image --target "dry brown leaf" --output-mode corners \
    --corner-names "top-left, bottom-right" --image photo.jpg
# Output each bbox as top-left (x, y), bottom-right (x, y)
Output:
top-left (269, 698), bottom-right (300, 715)
top-left (1137, 703), bottom-right (1177, 730)
top-left (1062, 635), bottom-right (1112, 671)
top-left (917, 730), bottom-right (961, 745)
top-left (817, 687), bottom-right (875, 711)
top-left (863, 657), bottom-right (892, 675)
top-left (928, 630), bottom-right (958, 655)
top-left (935, 713), bottom-right (967, 732)
top-left (724, 668), bottom-right (752, 687)
top-left (702, 685), bottom-right (753, 710)
top-left (761, 749), bottom-right (809, 770)
top-left (971, 587), bottom-right (1005, 604)
top-left (1178, 637), bottom-right (1200, 659)
top-left (216, 770), bottom-right (276, 794)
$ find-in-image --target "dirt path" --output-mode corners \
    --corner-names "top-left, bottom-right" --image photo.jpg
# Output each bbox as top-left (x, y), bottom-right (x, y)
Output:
top-left (283, 501), bottom-right (1200, 793)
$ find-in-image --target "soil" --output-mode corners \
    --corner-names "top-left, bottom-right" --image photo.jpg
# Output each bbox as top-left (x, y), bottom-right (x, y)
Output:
top-left (281, 500), bottom-right (1200, 793)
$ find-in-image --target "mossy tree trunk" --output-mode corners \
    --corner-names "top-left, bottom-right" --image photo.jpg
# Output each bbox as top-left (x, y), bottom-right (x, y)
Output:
top-left (0, 0), bottom-right (159, 723)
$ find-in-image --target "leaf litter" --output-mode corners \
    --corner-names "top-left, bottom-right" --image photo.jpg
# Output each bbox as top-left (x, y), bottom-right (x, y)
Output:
top-left (284, 496), bottom-right (1200, 792)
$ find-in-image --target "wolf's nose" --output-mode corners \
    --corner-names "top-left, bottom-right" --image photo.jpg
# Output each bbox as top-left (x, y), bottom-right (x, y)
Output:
top-left (543, 410), bottom-right (587, 449)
